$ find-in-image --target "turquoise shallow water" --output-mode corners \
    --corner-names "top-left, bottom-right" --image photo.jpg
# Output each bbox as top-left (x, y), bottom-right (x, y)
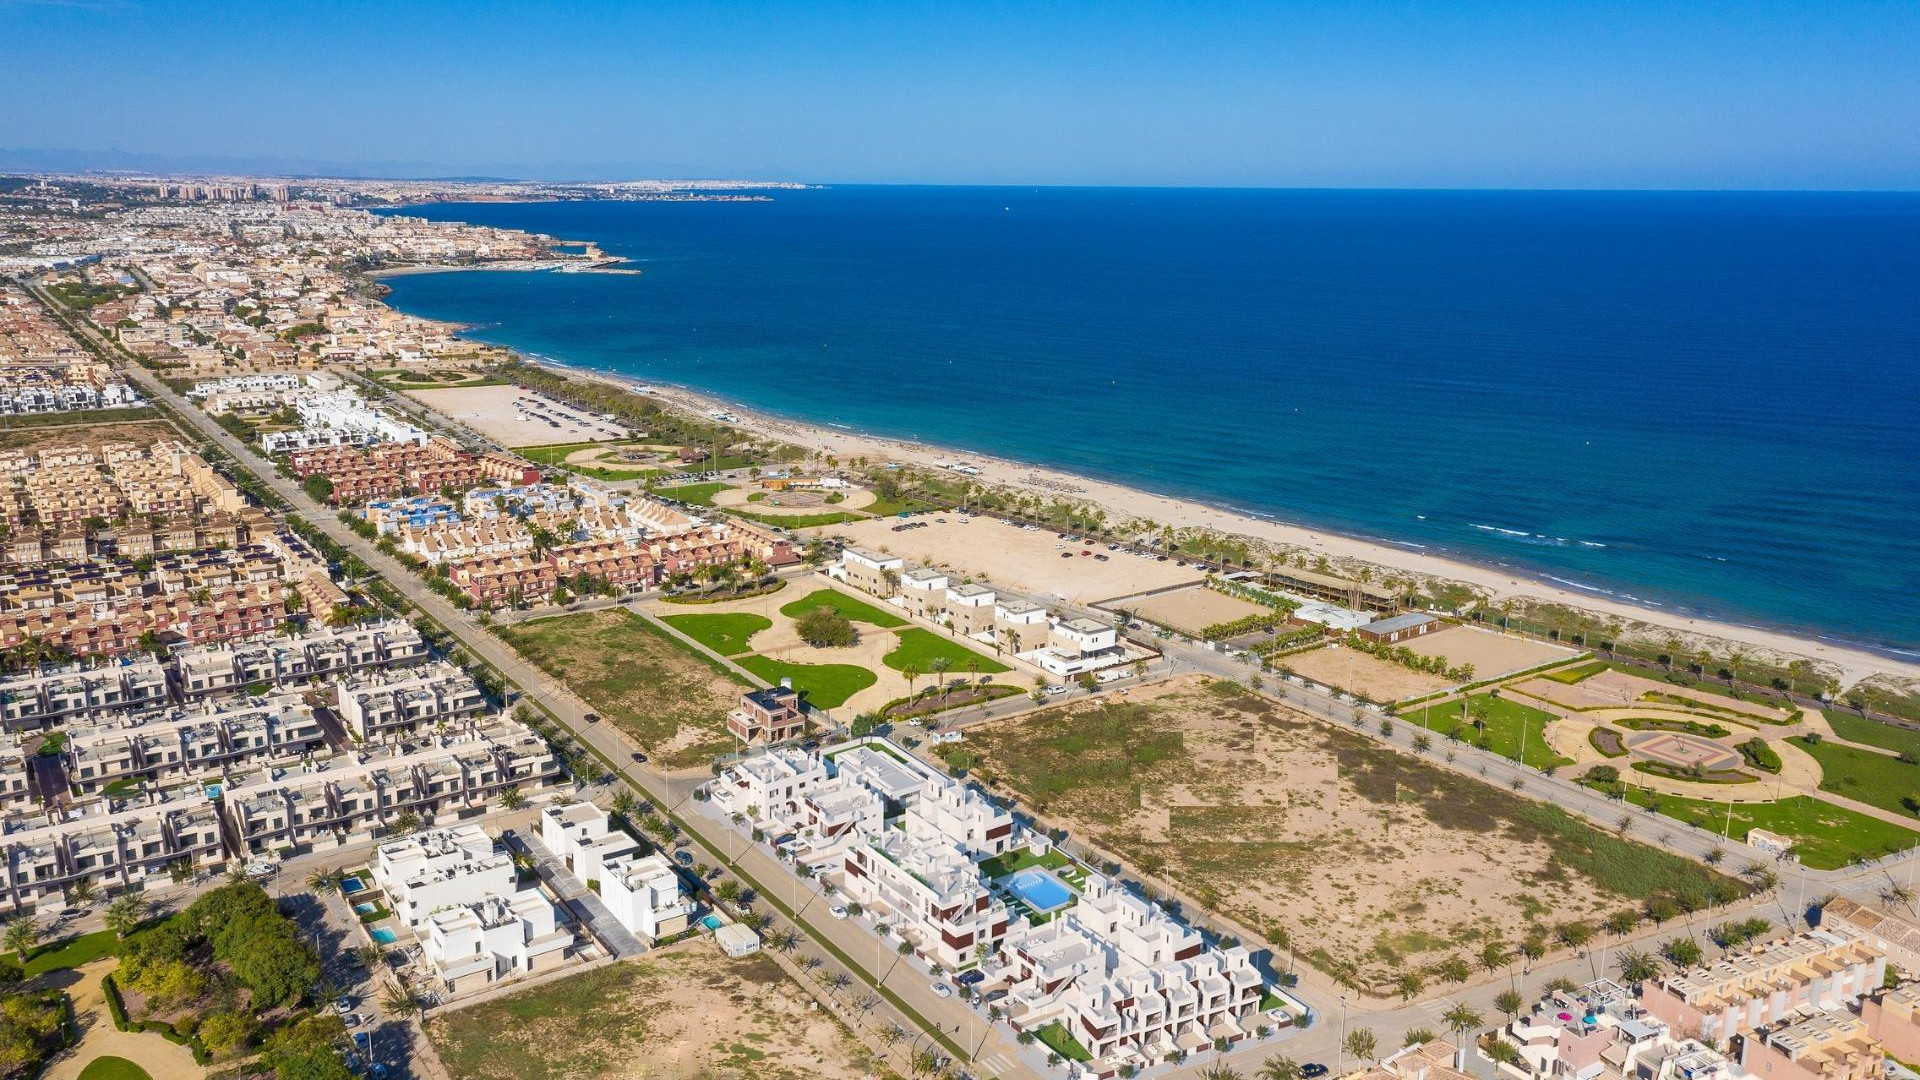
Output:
top-left (377, 188), bottom-right (1920, 654)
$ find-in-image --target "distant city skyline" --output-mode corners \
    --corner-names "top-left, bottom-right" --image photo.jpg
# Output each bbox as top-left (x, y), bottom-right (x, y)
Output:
top-left (2, 0), bottom-right (1917, 189)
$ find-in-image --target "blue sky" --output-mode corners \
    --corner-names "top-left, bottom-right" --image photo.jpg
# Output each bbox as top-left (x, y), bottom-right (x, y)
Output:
top-left (1, 0), bottom-right (1916, 187)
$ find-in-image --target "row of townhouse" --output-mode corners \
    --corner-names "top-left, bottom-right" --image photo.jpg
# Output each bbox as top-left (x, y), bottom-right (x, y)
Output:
top-left (286, 436), bottom-right (536, 507)
top-left (449, 519), bottom-right (789, 608)
top-left (3, 513), bottom-right (256, 566)
top-left (222, 716), bottom-right (559, 857)
top-left (171, 619), bottom-right (429, 697)
top-left (708, 736), bottom-right (1291, 1073)
top-left (63, 693), bottom-right (327, 799)
top-left (332, 660), bottom-right (490, 743)
top-left (0, 745), bottom-right (30, 813)
top-left (1638, 925), bottom-right (1886, 1047)
top-left (371, 824), bottom-right (572, 995)
top-left (1, 796), bottom-right (225, 912)
top-left (540, 802), bottom-right (695, 943)
top-left (832, 548), bottom-right (1129, 676)
top-left (0, 580), bottom-right (287, 660)
top-left (0, 541), bottom-right (272, 606)
top-left (0, 619), bottom-right (423, 731)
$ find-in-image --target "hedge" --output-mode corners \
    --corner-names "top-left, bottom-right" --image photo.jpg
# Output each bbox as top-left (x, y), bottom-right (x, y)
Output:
top-left (101, 972), bottom-right (216, 1065)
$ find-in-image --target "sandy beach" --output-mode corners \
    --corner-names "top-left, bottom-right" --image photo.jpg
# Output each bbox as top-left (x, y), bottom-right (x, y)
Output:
top-left (372, 304), bottom-right (1920, 693)
top-left (563, 371), bottom-right (1920, 691)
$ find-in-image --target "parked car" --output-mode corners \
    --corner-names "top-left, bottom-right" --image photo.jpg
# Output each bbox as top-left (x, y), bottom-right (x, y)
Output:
top-left (930, 981), bottom-right (953, 999)
top-left (582, 712), bottom-right (599, 724)
top-left (955, 970), bottom-right (986, 987)
top-left (334, 996), bottom-right (355, 1015)
top-left (829, 904), bottom-right (849, 919)
top-left (631, 752), bottom-right (648, 763)
top-left (1303, 1065), bottom-right (1329, 1078)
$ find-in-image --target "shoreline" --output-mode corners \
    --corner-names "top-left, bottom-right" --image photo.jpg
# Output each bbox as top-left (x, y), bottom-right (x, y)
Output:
top-left (371, 271), bottom-right (1920, 692)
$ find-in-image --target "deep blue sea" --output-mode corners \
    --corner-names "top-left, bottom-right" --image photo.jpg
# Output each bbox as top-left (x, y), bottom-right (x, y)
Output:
top-left (376, 188), bottom-right (1920, 655)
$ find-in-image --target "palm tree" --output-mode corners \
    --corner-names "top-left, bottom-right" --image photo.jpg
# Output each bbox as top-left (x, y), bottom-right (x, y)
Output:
top-left (1441, 1003), bottom-right (1485, 1047)
top-left (104, 894), bottom-right (147, 939)
top-left (306, 867), bottom-right (344, 893)
top-left (1494, 989), bottom-right (1524, 1019)
top-left (928, 657), bottom-right (954, 699)
top-left (353, 945), bottom-right (385, 970)
top-left (1343, 1028), bottom-right (1378, 1065)
top-left (1199, 1066), bottom-right (1243, 1080)
top-left (498, 787), bottom-right (525, 811)
top-left (381, 984), bottom-right (421, 1018)
top-left (1617, 948), bottom-right (1662, 987)
top-left (4, 915), bottom-right (41, 962)
top-left (902, 663), bottom-right (923, 699)
top-left (66, 877), bottom-right (96, 908)
top-left (1260, 1056), bottom-right (1303, 1080)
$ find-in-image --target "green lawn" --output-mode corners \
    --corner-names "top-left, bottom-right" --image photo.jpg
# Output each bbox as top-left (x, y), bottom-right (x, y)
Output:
top-left (1033, 1021), bottom-right (1093, 1063)
top-left (23, 929), bottom-right (118, 976)
top-left (1824, 711), bottom-right (1920, 757)
top-left (881, 628), bottom-right (1010, 675)
top-left (978, 847), bottom-right (1074, 881)
top-left (779, 587), bottom-right (907, 628)
top-left (725, 509), bottom-right (863, 529)
top-left (736, 656), bottom-right (877, 710)
top-left (1616, 788), bottom-right (1920, 869)
top-left (77, 1058), bottom-right (154, 1080)
top-left (1791, 736), bottom-right (1920, 818)
top-left (1544, 660), bottom-right (1609, 684)
top-left (651, 482), bottom-right (733, 506)
top-left (661, 612), bottom-right (772, 655)
top-left (863, 495), bottom-right (944, 517)
top-left (1405, 693), bottom-right (1572, 769)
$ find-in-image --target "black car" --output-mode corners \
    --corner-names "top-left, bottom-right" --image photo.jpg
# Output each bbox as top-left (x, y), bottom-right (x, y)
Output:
top-left (582, 712), bottom-right (600, 724)
top-left (631, 751), bottom-right (648, 763)
top-left (1303, 1065), bottom-right (1329, 1078)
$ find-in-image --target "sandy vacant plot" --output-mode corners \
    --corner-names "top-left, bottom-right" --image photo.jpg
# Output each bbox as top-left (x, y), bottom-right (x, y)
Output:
top-left (498, 609), bottom-right (749, 770)
top-left (1124, 586), bottom-right (1268, 637)
top-left (827, 516), bottom-right (1203, 605)
top-left (428, 945), bottom-right (896, 1080)
top-left (958, 676), bottom-right (1732, 994)
top-left (1404, 626), bottom-right (1577, 679)
top-left (1281, 644), bottom-right (1448, 702)
top-left (0, 418), bottom-right (177, 453)
top-left (404, 383), bottom-right (631, 447)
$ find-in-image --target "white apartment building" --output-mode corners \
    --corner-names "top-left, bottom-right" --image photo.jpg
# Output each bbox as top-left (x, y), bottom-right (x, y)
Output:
top-left (421, 890), bottom-right (571, 996)
top-left (1, 797), bottom-right (224, 912)
top-left (600, 851), bottom-right (695, 943)
top-left (171, 620), bottom-right (427, 697)
top-left (1028, 617), bottom-right (1125, 677)
top-left (0, 658), bottom-right (170, 731)
top-left (64, 693), bottom-right (326, 797)
top-left (539, 801), bottom-right (641, 886)
top-left (373, 823), bottom-right (512, 928)
top-left (333, 661), bottom-right (489, 742)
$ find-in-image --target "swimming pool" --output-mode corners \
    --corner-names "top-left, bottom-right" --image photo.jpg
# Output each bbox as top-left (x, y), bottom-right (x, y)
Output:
top-left (341, 878), bottom-right (367, 894)
top-left (370, 927), bottom-right (398, 944)
top-left (354, 901), bottom-right (378, 916)
top-left (700, 914), bottom-right (725, 931)
top-left (1004, 869), bottom-right (1075, 913)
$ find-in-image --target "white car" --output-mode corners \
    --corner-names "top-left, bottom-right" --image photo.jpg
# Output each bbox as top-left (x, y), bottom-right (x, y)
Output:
top-left (1046, 685), bottom-right (1068, 696)
top-left (245, 860), bottom-right (276, 877)
top-left (828, 904), bottom-right (849, 920)
top-left (930, 980), bottom-right (953, 999)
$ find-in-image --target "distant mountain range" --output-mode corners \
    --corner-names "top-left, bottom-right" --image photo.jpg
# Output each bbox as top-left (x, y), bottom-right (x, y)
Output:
top-left (0, 147), bottom-right (735, 182)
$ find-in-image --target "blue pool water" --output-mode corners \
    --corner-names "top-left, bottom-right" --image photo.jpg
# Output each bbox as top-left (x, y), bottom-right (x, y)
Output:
top-left (1005, 869), bottom-right (1076, 913)
top-left (379, 190), bottom-right (1920, 653)
top-left (370, 927), bottom-right (398, 944)
top-left (701, 914), bottom-right (725, 931)
top-left (354, 901), bottom-right (378, 916)
top-left (341, 878), bottom-right (366, 894)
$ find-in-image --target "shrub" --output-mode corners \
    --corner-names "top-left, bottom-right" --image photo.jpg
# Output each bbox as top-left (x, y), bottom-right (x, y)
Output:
top-left (794, 605), bottom-right (857, 648)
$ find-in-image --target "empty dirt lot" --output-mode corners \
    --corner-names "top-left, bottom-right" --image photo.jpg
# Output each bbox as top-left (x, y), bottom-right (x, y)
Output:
top-left (956, 675), bottom-right (1733, 994)
top-left (1122, 585), bottom-right (1269, 637)
top-left (1403, 625), bottom-right (1578, 679)
top-left (827, 516), bottom-right (1203, 605)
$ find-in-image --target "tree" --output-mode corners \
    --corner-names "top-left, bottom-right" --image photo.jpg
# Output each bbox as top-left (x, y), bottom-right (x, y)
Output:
top-left (381, 984), bottom-right (421, 1018)
top-left (306, 867), bottom-right (344, 894)
top-left (1479, 940), bottom-right (1510, 975)
top-left (902, 662), bottom-right (923, 699)
top-left (1557, 921), bottom-right (1594, 949)
top-left (498, 787), bottom-right (525, 811)
top-left (1661, 936), bottom-right (1704, 968)
top-left (1495, 989), bottom-right (1525, 1018)
top-left (1485, 1039), bottom-right (1524, 1067)
top-left (1441, 1002), bottom-right (1485, 1045)
top-left (1260, 1056), bottom-right (1303, 1080)
top-left (105, 894), bottom-right (148, 939)
top-left (197, 1010), bottom-right (259, 1056)
top-left (1617, 948), bottom-right (1662, 986)
top-left (3, 917), bottom-right (40, 962)
top-left (1438, 956), bottom-right (1471, 984)
top-left (352, 945), bottom-right (385, 970)
top-left (66, 876), bottom-right (96, 907)
top-left (795, 605), bottom-right (857, 648)
top-left (1344, 1028), bottom-right (1378, 1064)
top-left (1397, 971), bottom-right (1425, 1001)
top-left (1404, 1028), bottom-right (1439, 1046)
top-left (928, 656), bottom-right (954, 698)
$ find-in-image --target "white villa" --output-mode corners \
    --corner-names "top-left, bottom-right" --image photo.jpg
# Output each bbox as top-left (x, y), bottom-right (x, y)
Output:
top-left (371, 823), bottom-right (571, 995)
top-left (707, 736), bottom-right (1303, 1070)
top-left (539, 801), bottom-right (693, 943)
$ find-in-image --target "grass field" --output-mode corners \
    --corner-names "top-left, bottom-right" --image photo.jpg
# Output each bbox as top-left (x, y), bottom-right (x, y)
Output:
top-left (1790, 736), bottom-right (1920, 818)
top-left (780, 587), bottom-right (907, 628)
top-left (1824, 711), bottom-right (1920, 757)
top-left (498, 610), bottom-right (751, 769)
top-left (1543, 660), bottom-right (1609, 684)
top-left (426, 947), bottom-right (894, 1080)
top-left (23, 929), bottom-right (118, 977)
top-left (881, 628), bottom-right (1009, 675)
top-left (1616, 788), bottom-right (1920, 869)
top-left (652, 482), bottom-right (734, 506)
top-left (662, 612), bottom-right (772, 655)
top-left (726, 509), bottom-right (863, 529)
top-left (77, 1058), bottom-right (154, 1080)
top-left (737, 656), bottom-right (877, 710)
top-left (1403, 693), bottom-right (1572, 770)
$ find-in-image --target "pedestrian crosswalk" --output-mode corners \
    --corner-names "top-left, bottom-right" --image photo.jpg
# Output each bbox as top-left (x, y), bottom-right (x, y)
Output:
top-left (973, 1052), bottom-right (1017, 1077)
